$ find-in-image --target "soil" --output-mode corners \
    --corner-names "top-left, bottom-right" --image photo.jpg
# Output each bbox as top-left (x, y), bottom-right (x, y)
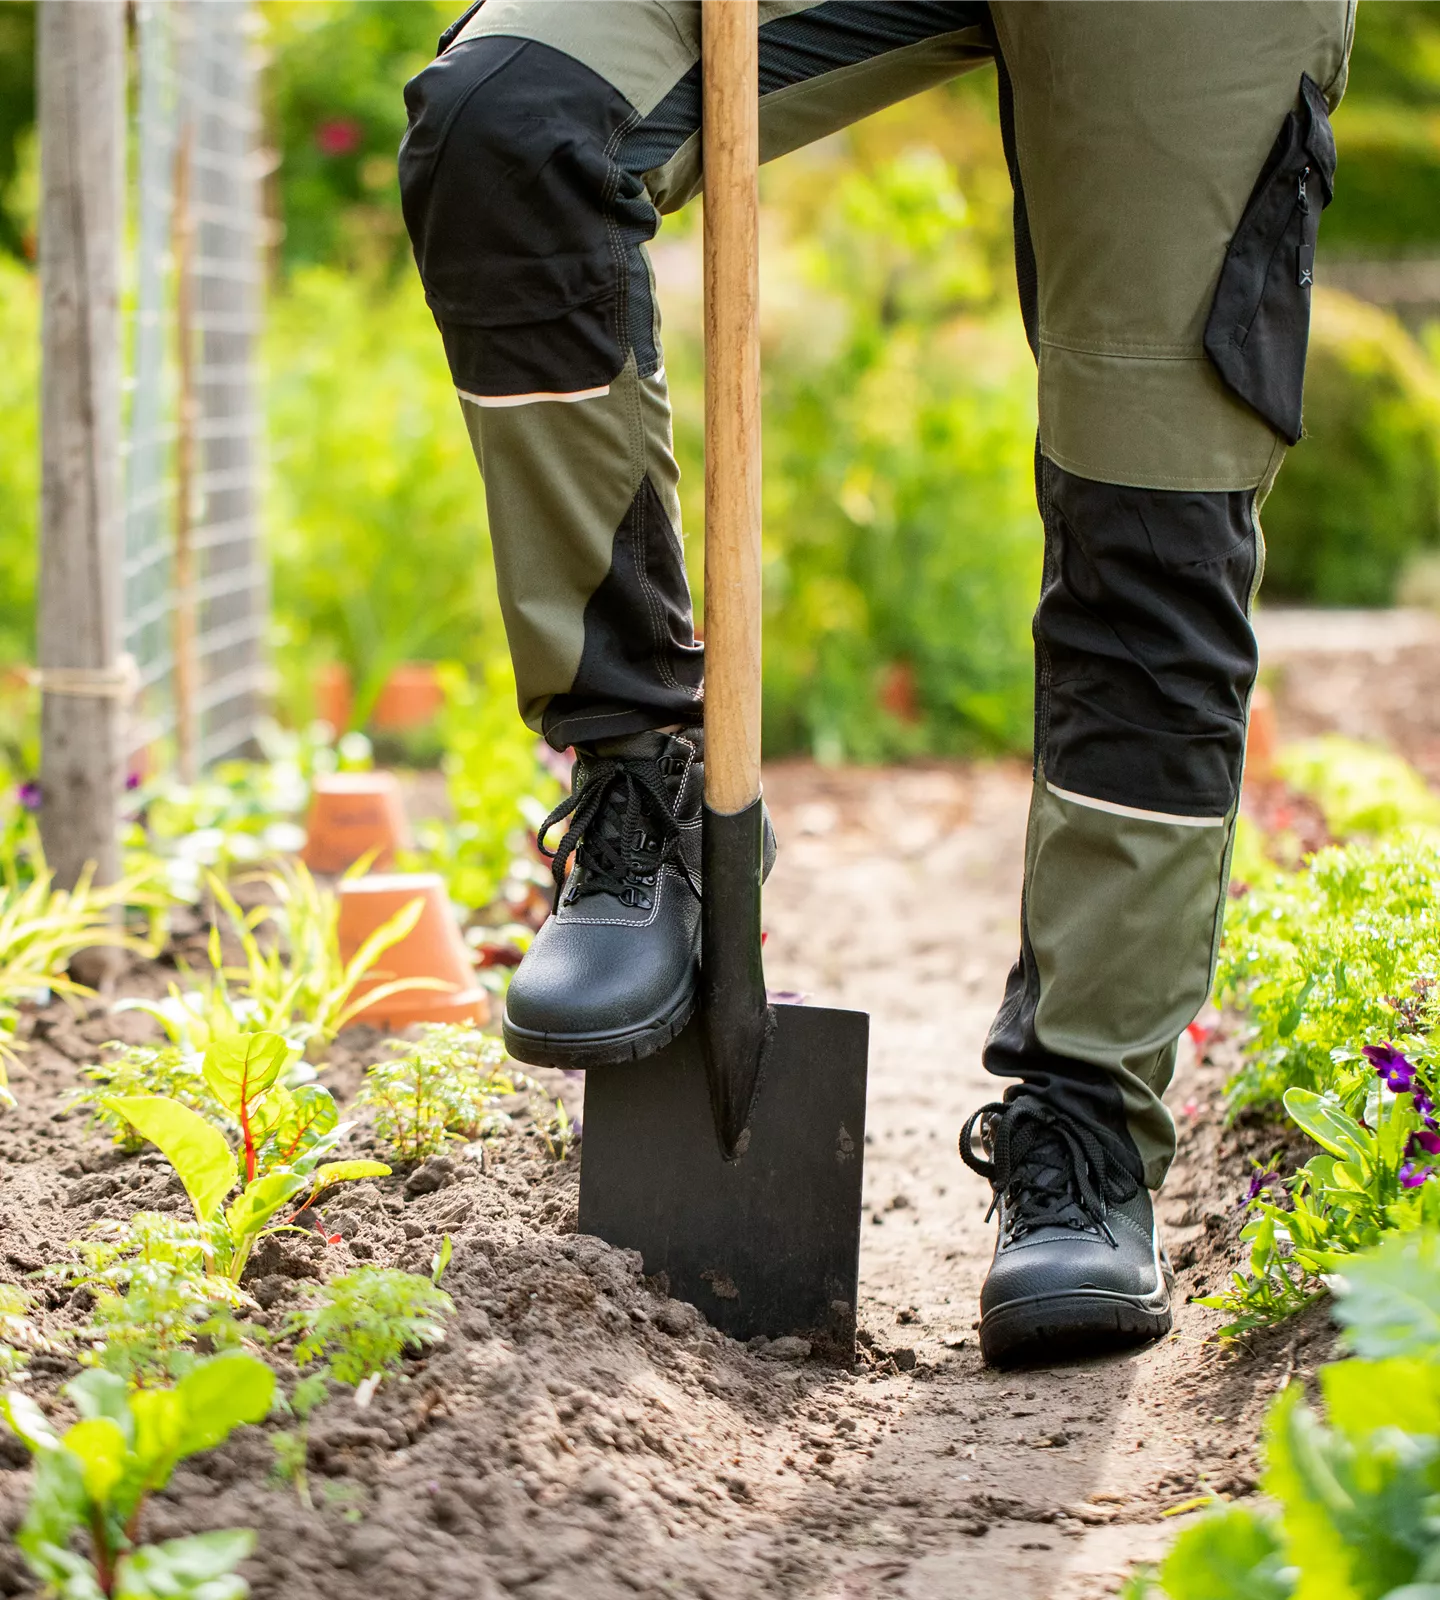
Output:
top-left (0, 760), bottom-right (1333, 1600)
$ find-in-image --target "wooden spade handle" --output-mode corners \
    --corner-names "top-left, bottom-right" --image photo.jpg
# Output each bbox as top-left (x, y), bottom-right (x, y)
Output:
top-left (702, 0), bottom-right (761, 816)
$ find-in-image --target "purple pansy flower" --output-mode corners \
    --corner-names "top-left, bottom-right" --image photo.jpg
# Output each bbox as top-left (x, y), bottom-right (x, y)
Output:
top-left (1406, 1128), bottom-right (1440, 1160)
top-left (1364, 1043), bottom-right (1417, 1094)
top-left (15, 780), bottom-right (40, 812)
top-left (1246, 1167), bottom-right (1283, 1201)
top-left (1400, 1129), bottom-right (1440, 1188)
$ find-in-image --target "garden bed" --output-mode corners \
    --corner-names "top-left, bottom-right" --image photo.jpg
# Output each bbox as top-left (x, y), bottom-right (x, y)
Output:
top-left (0, 763), bottom-right (1327, 1600)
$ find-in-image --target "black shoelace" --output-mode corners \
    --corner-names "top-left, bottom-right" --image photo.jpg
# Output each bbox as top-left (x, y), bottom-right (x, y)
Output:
top-left (958, 1098), bottom-right (1139, 1245)
top-left (537, 755), bottom-right (697, 913)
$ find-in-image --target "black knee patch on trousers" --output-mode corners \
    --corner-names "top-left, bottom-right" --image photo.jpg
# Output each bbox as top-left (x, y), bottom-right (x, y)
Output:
top-left (541, 477), bottom-right (704, 752)
top-left (1035, 460), bottom-right (1259, 818)
top-left (400, 37), bottom-right (655, 396)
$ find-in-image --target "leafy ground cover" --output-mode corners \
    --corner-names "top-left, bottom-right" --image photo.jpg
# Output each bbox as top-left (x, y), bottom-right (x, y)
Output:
top-left (1139, 1229), bottom-right (1440, 1600)
top-left (1141, 735), bottom-right (1440, 1594)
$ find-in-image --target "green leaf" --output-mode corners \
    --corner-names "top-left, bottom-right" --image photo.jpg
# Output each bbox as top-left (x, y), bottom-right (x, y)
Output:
top-left (1333, 1230), bottom-right (1440, 1358)
top-left (1158, 1506), bottom-right (1291, 1600)
top-left (1263, 1385), bottom-right (1363, 1596)
top-left (1, 1387), bottom-right (59, 1453)
top-left (307, 1159), bottom-right (391, 1189)
top-left (101, 1097), bottom-right (234, 1226)
top-left (432, 1233), bottom-right (452, 1286)
top-left (1283, 1089), bottom-right (1373, 1166)
top-left (128, 1387), bottom-right (185, 1490)
top-left (60, 1417), bottom-right (127, 1507)
top-left (174, 1355), bottom-right (275, 1457)
top-left (17, 1450), bottom-right (90, 1575)
top-left (225, 1172), bottom-right (307, 1245)
top-left (115, 1529), bottom-right (254, 1599)
top-left (1321, 1356), bottom-right (1440, 1437)
top-left (201, 1032), bottom-right (288, 1119)
top-left (65, 1369), bottom-right (132, 1431)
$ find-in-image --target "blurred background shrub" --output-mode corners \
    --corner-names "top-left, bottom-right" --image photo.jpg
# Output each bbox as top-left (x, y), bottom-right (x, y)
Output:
top-left (1260, 289), bottom-right (1440, 605)
top-left (0, 1), bottom-right (1436, 760)
top-left (265, 265), bottom-right (501, 729)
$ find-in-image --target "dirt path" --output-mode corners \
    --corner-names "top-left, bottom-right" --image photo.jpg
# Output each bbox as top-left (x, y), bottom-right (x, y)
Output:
top-left (0, 762), bottom-right (1310, 1600)
top-left (753, 761), bottom-right (1289, 1600)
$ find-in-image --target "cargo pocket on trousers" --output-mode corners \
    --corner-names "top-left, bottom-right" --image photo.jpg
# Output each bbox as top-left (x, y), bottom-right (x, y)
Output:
top-left (1204, 73), bottom-right (1336, 446)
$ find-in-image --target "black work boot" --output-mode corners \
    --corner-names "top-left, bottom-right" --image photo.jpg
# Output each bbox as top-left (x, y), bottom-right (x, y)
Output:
top-left (959, 1097), bottom-right (1172, 1367)
top-left (504, 727), bottom-right (774, 1071)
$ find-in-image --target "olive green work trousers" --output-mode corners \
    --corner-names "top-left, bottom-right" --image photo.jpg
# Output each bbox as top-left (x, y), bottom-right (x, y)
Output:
top-left (399, 1), bottom-right (1355, 1187)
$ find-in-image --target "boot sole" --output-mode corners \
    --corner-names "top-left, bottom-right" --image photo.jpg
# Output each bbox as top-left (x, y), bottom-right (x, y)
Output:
top-left (979, 1289), bottom-right (1172, 1368)
top-left (503, 985), bottom-right (697, 1071)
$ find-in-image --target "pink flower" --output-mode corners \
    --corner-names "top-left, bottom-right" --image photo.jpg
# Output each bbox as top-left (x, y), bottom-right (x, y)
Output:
top-left (315, 117), bottom-right (362, 157)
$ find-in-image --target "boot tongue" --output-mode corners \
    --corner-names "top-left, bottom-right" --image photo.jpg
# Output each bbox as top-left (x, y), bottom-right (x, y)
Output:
top-left (587, 730), bottom-right (671, 762)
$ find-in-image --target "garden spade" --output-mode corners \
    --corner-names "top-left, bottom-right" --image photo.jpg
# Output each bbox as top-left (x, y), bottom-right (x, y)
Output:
top-left (576, 0), bottom-right (869, 1358)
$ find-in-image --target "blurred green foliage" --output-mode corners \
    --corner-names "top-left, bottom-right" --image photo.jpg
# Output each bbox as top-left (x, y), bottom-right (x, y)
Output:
top-left (265, 266), bottom-right (501, 726)
top-left (0, 2), bottom-right (34, 264)
top-left (664, 125), bottom-right (1040, 760)
top-left (1, 4), bottom-right (1439, 745)
top-left (1261, 291), bottom-right (1440, 606)
top-left (260, 0), bottom-right (451, 275)
top-left (1326, 0), bottom-right (1440, 254)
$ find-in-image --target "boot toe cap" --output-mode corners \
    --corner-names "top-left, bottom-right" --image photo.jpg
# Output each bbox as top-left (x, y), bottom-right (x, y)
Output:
top-left (503, 913), bottom-right (695, 1039)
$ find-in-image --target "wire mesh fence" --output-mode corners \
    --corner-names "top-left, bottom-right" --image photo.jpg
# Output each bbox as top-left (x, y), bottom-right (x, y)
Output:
top-left (123, 0), bottom-right (266, 777)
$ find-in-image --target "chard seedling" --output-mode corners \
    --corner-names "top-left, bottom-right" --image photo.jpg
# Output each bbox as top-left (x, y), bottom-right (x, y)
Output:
top-left (286, 1266), bottom-right (452, 1397)
top-left (0, 1353), bottom-right (272, 1599)
top-left (102, 1031), bottom-right (389, 1282)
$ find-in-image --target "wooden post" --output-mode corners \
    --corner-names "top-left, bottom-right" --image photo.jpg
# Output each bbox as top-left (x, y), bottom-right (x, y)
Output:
top-left (702, 0), bottom-right (762, 816)
top-left (36, 1), bottom-right (126, 890)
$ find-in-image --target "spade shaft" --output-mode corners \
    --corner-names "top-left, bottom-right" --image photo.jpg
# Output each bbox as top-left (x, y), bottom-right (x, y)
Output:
top-left (700, 0), bottom-right (768, 1158)
top-left (701, 0), bottom-right (761, 820)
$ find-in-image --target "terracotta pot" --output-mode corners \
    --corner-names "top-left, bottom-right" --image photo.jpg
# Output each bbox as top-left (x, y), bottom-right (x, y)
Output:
top-left (301, 772), bottom-right (411, 875)
top-left (373, 662), bottom-right (446, 731)
top-left (337, 872), bottom-right (490, 1028)
top-left (315, 662), bottom-right (353, 734)
top-left (1246, 685), bottom-right (1279, 780)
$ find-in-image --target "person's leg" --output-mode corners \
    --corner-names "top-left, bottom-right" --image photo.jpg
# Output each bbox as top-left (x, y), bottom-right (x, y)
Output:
top-left (966, 0), bottom-right (1354, 1365)
top-left (398, 1), bottom-right (993, 1067)
top-left (400, 0), bottom-right (992, 748)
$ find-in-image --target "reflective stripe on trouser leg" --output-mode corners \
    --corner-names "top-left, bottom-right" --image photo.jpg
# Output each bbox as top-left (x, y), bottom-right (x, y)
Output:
top-left (399, 3), bottom-right (993, 745)
top-left (458, 361), bottom-right (702, 747)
